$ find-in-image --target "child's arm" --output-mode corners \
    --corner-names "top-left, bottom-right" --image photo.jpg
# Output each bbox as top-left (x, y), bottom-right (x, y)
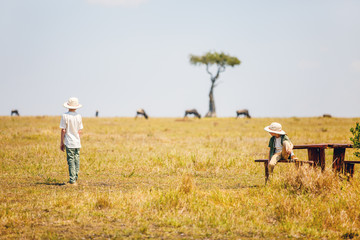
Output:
top-left (60, 129), bottom-right (66, 152)
top-left (78, 116), bottom-right (83, 138)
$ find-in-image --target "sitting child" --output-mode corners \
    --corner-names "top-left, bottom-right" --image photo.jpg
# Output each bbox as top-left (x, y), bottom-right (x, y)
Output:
top-left (264, 122), bottom-right (296, 174)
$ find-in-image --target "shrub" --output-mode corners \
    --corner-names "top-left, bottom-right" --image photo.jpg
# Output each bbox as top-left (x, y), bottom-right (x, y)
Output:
top-left (350, 122), bottom-right (360, 158)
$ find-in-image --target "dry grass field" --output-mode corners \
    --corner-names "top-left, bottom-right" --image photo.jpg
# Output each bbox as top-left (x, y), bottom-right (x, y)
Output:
top-left (1, 116), bottom-right (360, 239)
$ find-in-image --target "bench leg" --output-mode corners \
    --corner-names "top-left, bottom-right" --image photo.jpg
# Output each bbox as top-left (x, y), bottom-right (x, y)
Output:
top-left (264, 161), bottom-right (269, 184)
top-left (344, 163), bottom-right (354, 179)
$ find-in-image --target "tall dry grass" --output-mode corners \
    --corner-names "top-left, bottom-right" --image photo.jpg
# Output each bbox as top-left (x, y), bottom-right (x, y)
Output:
top-left (0, 116), bottom-right (359, 239)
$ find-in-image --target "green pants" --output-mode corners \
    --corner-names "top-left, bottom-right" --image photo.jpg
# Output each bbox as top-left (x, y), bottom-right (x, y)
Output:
top-left (66, 147), bottom-right (80, 183)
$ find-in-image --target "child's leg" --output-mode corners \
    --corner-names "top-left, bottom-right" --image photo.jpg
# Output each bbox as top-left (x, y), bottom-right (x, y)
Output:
top-left (281, 141), bottom-right (292, 160)
top-left (269, 152), bottom-right (282, 174)
top-left (66, 147), bottom-right (77, 183)
top-left (74, 148), bottom-right (80, 181)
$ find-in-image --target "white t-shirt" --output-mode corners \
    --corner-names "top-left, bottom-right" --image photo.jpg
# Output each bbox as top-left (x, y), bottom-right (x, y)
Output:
top-left (60, 111), bottom-right (83, 148)
top-left (274, 137), bottom-right (282, 153)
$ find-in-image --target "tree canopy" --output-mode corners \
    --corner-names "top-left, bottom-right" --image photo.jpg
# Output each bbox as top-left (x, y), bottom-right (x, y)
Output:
top-left (189, 52), bottom-right (241, 68)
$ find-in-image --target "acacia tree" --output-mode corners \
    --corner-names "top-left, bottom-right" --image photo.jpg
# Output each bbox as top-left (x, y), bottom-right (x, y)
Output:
top-left (190, 51), bottom-right (241, 117)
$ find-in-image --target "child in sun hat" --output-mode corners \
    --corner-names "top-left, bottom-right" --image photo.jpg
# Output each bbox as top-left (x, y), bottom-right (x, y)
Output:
top-left (60, 97), bottom-right (83, 185)
top-left (264, 122), bottom-right (296, 174)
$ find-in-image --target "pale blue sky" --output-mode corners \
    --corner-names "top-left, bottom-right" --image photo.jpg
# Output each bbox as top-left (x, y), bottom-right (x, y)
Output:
top-left (1, 0), bottom-right (359, 117)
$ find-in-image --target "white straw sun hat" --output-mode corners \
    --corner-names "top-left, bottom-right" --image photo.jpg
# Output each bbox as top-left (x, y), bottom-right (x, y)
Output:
top-left (63, 97), bottom-right (82, 109)
top-left (264, 122), bottom-right (286, 135)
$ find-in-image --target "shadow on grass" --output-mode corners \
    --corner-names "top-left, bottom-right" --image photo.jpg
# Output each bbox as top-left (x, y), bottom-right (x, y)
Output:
top-left (92, 182), bottom-right (115, 187)
top-left (226, 184), bottom-right (263, 189)
top-left (35, 182), bottom-right (66, 186)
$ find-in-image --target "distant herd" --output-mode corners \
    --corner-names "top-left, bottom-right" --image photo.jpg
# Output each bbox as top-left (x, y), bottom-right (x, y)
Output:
top-left (9, 109), bottom-right (333, 119)
top-left (135, 108), bottom-right (250, 119)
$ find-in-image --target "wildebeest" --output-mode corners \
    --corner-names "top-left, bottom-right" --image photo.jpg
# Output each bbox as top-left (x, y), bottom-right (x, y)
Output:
top-left (323, 114), bottom-right (332, 118)
top-left (236, 109), bottom-right (251, 118)
top-left (11, 109), bottom-right (20, 116)
top-left (135, 109), bottom-right (148, 119)
top-left (184, 109), bottom-right (201, 119)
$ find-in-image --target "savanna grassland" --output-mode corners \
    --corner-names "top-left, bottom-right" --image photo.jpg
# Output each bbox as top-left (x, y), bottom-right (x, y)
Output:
top-left (1, 116), bottom-right (360, 239)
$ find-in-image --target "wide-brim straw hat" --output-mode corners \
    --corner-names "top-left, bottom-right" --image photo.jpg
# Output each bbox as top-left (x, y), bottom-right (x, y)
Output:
top-left (63, 97), bottom-right (82, 109)
top-left (264, 122), bottom-right (286, 135)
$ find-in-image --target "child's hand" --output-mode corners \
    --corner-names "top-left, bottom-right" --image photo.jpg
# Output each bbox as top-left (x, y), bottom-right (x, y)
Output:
top-left (60, 143), bottom-right (65, 152)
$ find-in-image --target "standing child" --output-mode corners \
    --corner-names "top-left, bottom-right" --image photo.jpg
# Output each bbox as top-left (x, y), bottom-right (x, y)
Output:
top-left (60, 97), bottom-right (83, 185)
top-left (264, 122), bottom-right (296, 174)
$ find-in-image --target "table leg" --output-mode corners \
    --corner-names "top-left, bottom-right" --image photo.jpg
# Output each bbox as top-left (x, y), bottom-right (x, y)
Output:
top-left (308, 148), bottom-right (325, 171)
top-left (308, 149), bottom-right (318, 166)
top-left (319, 148), bottom-right (325, 171)
top-left (332, 148), bottom-right (345, 173)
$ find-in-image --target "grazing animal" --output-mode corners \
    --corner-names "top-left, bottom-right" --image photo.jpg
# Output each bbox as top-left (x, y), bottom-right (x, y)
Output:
top-left (135, 109), bottom-right (148, 119)
top-left (11, 109), bottom-right (20, 116)
top-left (236, 109), bottom-right (251, 118)
top-left (184, 109), bottom-right (201, 119)
top-left (323, 114), bottom-right (332, 118)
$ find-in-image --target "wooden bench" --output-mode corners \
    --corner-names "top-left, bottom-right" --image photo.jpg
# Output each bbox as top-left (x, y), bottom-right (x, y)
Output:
top-left (343, 161), bottom-right (360, 178)
top-left (255, 159), bottom-right (315, 182)
top-left (255, 143), bottom-right (355, 182)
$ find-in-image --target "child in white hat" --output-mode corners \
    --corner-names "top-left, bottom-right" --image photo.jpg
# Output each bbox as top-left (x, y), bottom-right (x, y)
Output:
top-left (264, 122), bottom-right (295, 174)
top-left (60, 97), bottom-right (83, 185)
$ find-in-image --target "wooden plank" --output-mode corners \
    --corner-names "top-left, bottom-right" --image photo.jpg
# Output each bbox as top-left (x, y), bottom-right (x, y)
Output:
top-left (255, 159), bottom-right (296, 163)
top-left (344, 161), bottom-right (360, 164)
top-left (278, 159), bottom-right (292, 163)
top-left (296, 160), bottom-right (315, 164)
top-left (328, 144), bottom-right (353, 148)
top-left (255, 159), bottom-right (268, 162)
top-left (255, 159), bottom-right (315, 164)
top-left (294, 144), bottom-right (352, 149)
top-left (293, 144), bottom-right (329, 149)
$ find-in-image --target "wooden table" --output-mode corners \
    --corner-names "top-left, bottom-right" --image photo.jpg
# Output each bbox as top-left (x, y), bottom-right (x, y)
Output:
top-left (293, 144), bottom-right (329, 171)
top-left (293, 144), bottom-right (353, 172)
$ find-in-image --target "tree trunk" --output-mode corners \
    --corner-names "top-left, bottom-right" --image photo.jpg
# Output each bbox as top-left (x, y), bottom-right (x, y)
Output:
top-left (205, 81), bottom-right (216, 117)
